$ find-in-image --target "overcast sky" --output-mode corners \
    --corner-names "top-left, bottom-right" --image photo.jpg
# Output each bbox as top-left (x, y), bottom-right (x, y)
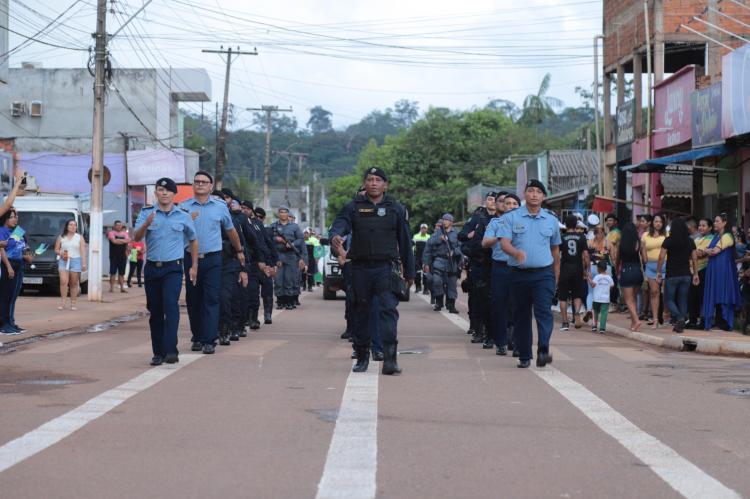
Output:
top-left (5, 0), bottom-right (602, 129)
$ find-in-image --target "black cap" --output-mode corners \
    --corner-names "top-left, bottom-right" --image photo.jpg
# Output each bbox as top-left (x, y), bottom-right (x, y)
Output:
top-left (363, 167), bottom-right (388, 182)
top-left (504, 193), bottom-right (521, 205)
top-left (485, 191), bottom-right (497, 199)
top-left (220, 188), bottom-right (235, 200)
top-left (254, 207), bottom-right (266, 217)
top-left (525, 179), bottom-right (547, 195)
top-left (605, 213), bottom-right (619, 222)
top-left (194, 170), bottom-right (213, 183)
top-left (155, 177), bottom-right (178, 194)
top-left (211, 189), bottom-right (223, 198)
top-left (241, 200), bottom-right (254, 210)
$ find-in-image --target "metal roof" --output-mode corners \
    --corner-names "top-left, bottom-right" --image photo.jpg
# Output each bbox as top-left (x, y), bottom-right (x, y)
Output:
top-left (547, 150), bottom-right (599, 194)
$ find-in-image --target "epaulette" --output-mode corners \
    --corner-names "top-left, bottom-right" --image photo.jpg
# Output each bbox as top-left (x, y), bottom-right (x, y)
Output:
top-left (142, 205), bottom-right (154, 210)
top-left (179, 207), bottom-right (190, 213)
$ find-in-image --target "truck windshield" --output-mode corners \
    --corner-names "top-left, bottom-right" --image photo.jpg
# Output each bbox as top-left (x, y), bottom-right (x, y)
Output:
top-left (18, 212), bottom-right (73, 237)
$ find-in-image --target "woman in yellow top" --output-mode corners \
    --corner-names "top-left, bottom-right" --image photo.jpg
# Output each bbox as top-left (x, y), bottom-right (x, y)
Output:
top-left (641, 213), bottom-right (668, 328)
top-left (688, 218), bottom-right (713, 328)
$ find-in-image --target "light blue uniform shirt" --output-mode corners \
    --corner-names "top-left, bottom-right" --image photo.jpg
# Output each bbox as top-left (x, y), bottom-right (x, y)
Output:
top-left (135, 206), bottom-right (197, 262)
top-left (497, 206), bottom-right (562, 268)
top-left (483, 217), bottom-right (510, 262)
top-left (180, 197), bottom-right (234, 254)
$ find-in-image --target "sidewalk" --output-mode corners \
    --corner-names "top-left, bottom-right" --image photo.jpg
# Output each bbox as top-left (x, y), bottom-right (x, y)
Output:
top-left (567, 307), bottom-right (750, 357)
top-left (0, 281), bottom-right (148, 348)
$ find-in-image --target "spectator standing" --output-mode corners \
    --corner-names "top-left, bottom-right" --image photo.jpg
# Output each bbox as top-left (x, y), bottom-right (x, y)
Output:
top-left (107, 220), bottom-right (130, 293)
top-left (688, 218), bottom-right (713, 329)
top-left (590, 260), bottom-right (615, 333)
top-left (703, 213), bottom-right (742, 331)
top-left (614, 222), bottom-right (643, 331)
top-left (604, 213), bottom-right (621, 307)
top-left (54, 219), bottom-right (86, 311)
top-left (127, 238), bottom-right (145, 288)
top-left (586, 226), bottom-right (611, 315)
top-left (657, 217), bottom-right (699, 333)
top-left (641, 213), bottom-right (668, 328)
top-left (0, 209), bottom-right (31, 334)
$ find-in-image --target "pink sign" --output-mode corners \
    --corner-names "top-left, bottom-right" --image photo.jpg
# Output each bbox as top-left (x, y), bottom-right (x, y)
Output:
top-left (654, 66), bottom-right (695, 151)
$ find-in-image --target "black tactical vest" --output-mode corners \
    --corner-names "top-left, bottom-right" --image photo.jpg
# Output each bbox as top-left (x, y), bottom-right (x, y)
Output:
top-left (349, 197), bottom-right (400, 261)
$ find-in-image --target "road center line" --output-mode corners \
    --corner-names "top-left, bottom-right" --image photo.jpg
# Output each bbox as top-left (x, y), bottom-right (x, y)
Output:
top-left (0, 354), bottom-right (202, 474)
top-left (316, 364), bottom-right (379, 499)
top-left (425, 293), bottom-right (741, 499)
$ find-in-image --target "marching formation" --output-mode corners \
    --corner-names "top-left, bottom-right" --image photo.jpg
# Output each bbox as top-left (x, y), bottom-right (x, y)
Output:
top-left (135, 171), bottom-right (311, 366)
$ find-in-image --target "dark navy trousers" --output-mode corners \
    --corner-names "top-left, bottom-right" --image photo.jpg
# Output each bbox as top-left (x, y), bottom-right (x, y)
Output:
top-left (510, 267), bottom-right (555, 362)
top-left (490, 261), bottom-right (513, 347)
top-left (144, 261), bottom-right (183, 357)
top-left (351, 261), bottom-right (399, 349)
top-left (184, 252), bottom-right (222, 346)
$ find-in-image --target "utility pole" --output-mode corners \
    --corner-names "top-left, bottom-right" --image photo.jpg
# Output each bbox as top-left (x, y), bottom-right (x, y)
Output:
top-left (274, 150), bottom-right (307, 214)
top-left (203, 46), bottom-right (257, 189)
top-left (88, 0), bottom-right (107, 302)
top-left (247, 105), bottom-right (292, 210)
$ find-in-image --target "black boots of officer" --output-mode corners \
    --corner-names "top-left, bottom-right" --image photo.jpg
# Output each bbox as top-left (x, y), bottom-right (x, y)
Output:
top-left (446, 299), bottom-right (458, 314)
top-left (352, 346), bottom-right (369, 373)
top-left (263, 297), bottom-right (273, 324)
top-left (229, 323), bottom-right (240, 342)
top-left (382, 341), bottom-right (401, 375)
top-left (433, 295), bottom-right (443, 311)
top-left (470, 325), bottom-right (484, 344)
top-left (219, 324), bottom-right (231, 346)
top-left (249, 308), bottom-right (261, 330)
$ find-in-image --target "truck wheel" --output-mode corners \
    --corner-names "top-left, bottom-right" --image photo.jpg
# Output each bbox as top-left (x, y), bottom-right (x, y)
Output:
top-left (80, 281), bottom-right (88, 295)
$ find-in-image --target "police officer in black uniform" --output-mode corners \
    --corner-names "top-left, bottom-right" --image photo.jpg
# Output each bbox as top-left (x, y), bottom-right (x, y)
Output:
top-left (240, 200), bottom-right (272, 330)
top-left (330, 167), bottom-right (414, 375)
top-left (459, 191), bottom-right (498, 346)
top-left (253, 207), bottom-right (279, 324)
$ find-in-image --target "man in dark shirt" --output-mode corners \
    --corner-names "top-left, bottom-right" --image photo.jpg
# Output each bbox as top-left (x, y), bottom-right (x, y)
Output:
top-left (558, 214), bottom-right (589, 330)
top-left (107, 220), bottom-right (130, 293)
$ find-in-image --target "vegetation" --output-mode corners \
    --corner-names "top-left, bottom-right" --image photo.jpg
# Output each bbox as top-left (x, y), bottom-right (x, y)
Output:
top-left (183, 75), bottom-right (599, 229)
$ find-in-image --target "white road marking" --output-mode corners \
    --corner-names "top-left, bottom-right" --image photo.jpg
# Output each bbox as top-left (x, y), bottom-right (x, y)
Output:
top-left (316, 364), bottom-right (379, 499)
top-left (534, 367), bottom-right (741, 499)
top-left (0, 354), bottom-right (202, 474)
top-left (427, 297), bottom-right (741, 499)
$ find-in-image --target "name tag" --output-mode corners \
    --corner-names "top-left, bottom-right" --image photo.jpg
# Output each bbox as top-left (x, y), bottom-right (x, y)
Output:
top-left (358, 208), bottom-right (374, 213)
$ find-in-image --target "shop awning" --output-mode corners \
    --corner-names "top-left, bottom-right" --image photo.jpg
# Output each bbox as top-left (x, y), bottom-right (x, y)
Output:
top-left (620, 144), bottom-right (731, 174)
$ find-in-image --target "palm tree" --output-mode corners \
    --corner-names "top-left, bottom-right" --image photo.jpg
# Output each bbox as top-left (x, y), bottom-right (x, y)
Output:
top-left (229, 176), bottom-right (259, 202)
top-left (520, 73), bottom-right (563, 125)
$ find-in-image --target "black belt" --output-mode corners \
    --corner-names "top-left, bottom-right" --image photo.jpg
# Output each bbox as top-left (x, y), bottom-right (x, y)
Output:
top-left (511, 265), bottom-right (553, 273)
top-left (147, 259), bottom-right (182, 268)
top-left (352, 259), bottom-right (391, 267)
top-left (197, 250), bottom-right (221, 259)
top-left (492, 260), bottom-right (508, 267)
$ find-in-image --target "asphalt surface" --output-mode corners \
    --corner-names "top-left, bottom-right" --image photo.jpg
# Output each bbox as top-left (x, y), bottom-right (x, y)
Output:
top-left (1, 289), bottom-right (750, 498)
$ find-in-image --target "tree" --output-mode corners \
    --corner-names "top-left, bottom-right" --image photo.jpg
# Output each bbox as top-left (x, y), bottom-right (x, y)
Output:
top-left (486, 99), bottom-right (521, 121)
top-left (307, 106), bottom-right (333, 134)
top-left (520, 73), bottom-right (563, 125)
top-left (393, 99), bottom-right (419, 128)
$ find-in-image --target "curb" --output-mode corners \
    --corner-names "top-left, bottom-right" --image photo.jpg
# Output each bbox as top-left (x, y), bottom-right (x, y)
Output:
top-left (0, 309), bottom-right (148, 353)
top-left (605, 322), bottom-right (750, 358)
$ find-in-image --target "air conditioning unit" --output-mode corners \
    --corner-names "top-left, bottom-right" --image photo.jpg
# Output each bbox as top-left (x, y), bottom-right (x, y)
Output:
top-left (30, 100), bottom-right (42, 117)
top-left (10, 101), bottom-right (25, 117)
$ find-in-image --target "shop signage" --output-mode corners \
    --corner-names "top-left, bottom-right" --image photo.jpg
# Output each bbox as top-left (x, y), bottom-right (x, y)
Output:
top-left (616, 100), bottom-right (636, 146)
top-left (722, 43), bottom-right (750, 138)
top-left (692, 83), bottom-right (722, 147)
top-left (654, 66), bottom-right (695, 150)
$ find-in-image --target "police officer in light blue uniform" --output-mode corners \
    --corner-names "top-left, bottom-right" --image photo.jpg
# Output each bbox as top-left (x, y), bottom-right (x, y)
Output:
top-left (134, 177), bottom-right (199, 366)
top-left (482, 192), bottom-right (521, 356)
top-left (180, 171), bottom-right (245, 355)
top-left (498, 180), bottom-right (561, 368)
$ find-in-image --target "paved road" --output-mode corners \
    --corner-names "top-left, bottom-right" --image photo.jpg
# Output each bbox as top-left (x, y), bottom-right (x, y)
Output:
top-left (1, 290), bottom-right (749, 498)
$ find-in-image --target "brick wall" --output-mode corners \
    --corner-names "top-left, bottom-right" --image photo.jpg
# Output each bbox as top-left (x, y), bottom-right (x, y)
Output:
top-left (605, 0), bottom-right (750, 68)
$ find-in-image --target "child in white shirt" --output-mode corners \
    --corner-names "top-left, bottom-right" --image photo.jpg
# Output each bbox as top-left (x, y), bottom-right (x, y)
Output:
top-left (590, 260), bottom-right (615, 333)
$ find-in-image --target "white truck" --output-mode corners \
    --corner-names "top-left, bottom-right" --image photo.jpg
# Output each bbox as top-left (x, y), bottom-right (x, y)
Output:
top-left (11, 195), bottom-right (89, 293)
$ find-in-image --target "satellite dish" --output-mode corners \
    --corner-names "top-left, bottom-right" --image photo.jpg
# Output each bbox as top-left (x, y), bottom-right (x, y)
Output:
top-left (587, 214), bottom-right (600, 226)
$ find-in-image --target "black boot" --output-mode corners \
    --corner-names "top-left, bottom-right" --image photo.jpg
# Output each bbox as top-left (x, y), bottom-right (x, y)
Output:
top-left (433, 295), bottom-right (444, 311)
top-left (382, 341), bottom-right (402, 375)
top-left (340, 330), bottom-right (351, 340)
top-left (352, 347), bottom-right (370, 373)
top-left (276, 297), bottom-right (284, 310)
top-left (219, 324), bottom-right (231, 346)
top-left (482, 330), bottom-right (494, 349)
top-left (229, 323), bottom-right (240, 341)
top-left (263, 298), bottom-right (273, 324)
top-left (250, 308), bottom-right (261, 330)
top-left (470, 326), bottom-right (484, 344)
top-left (446, 299), bottom-right (459, 314)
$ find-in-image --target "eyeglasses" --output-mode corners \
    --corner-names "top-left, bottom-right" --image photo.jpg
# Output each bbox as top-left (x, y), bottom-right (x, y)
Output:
top-left (193, 180), bottom-right (211, 185)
